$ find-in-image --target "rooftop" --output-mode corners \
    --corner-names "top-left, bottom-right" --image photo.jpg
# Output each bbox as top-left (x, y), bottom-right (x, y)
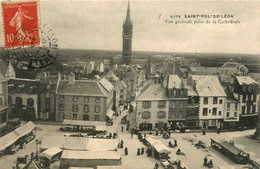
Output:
top-left (236, 76), bottom-right (256, 85)
top-left (57, 80), bottom-right (110, 97)
top-left (192, 75), bottom-right (226, 97)
top-left (137, 84), bottom-right (167, 101)
top-left (168, 75), bottom-right (182, 89)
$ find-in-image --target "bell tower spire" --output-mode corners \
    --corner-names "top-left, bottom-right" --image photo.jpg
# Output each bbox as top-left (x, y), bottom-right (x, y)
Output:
top-left (122, 1), bottom-right (133, 65)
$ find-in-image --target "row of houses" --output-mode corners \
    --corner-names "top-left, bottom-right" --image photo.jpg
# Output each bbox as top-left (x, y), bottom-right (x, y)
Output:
top-left (135, 74), bottom-right (259, 130)
top-left (5, 68), bottom-right (138, 122)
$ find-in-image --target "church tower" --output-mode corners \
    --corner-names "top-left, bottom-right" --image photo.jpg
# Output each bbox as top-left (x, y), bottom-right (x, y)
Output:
top-left (122, 1), bottom-right (133, 65)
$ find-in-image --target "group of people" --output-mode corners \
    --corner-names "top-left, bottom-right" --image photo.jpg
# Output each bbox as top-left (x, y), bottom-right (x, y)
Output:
top-left (168, 139), bottom-right (177, 148)
top-left (108, 132), bottom-right (118, 139)
top-left (118, 139), bottom-right (124, 148)
top-left (203, 156), bottom-right (213, 168)
top-left (137, 147), bottom-right (145, 156)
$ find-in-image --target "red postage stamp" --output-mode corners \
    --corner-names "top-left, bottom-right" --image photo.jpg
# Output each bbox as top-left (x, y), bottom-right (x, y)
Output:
top-left (2, 0), bottom-right (40, 49)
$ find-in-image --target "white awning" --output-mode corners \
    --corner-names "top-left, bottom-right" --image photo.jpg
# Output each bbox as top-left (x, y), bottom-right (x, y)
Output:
top-left (42, 147), bottom-right (63, 160)
top-left (106, 109), bottom-right (114, 119)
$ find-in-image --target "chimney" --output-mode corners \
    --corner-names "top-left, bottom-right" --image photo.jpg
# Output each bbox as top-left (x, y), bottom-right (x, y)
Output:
top-left (68, 73), bottom-right (75, 84)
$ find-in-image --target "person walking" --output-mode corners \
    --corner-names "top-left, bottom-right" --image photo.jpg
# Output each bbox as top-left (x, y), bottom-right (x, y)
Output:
top-left (141, 147), bottom-right (145, 155)
top-left (154, 162), bottom-right (159, 169)
top-left (174, 139), bottom-right (178, 147)
top-left (124, 147), bottom-right (128, 155)
top-left (121, 126), bottom-right (124, 132)
top-left (121, 139), bottom-right (124, 148)
top-left (208, 159), bottom-right (213, 168)
top-left (137, 148), bottom-right (141, 156)
top-left (203, 156), bottom-right (208, 166)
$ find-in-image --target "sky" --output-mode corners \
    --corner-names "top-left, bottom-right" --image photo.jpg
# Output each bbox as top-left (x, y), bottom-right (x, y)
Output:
top-left (0, 0), bottom-right (260, 54)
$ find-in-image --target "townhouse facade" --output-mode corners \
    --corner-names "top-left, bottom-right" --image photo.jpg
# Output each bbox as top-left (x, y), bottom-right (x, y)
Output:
top-left (188, 75), bottom-right (226, 129)
top-left (8, 78), bottom-right (40, 120)
top-left (0, 73), bottom-right (8, 136)
top-left (56, 74), bottom-right (114, 122)
top-left (229, 75), bottom-right (259, 129)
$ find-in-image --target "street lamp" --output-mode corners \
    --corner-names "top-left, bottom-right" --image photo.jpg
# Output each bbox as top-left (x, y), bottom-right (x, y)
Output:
top-left (35, 139), bottom-right (39, 161)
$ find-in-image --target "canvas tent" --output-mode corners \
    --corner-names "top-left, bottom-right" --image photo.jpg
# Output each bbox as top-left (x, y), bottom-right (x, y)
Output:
top-left (40, 136), bottom-right (117, 152)
top-left (85, 139), bottom-right (117, 151)
top-left (60, 150), bottom-right (121, 169)
top-left (146, 136), bottom-right (171, 154)
top-left (42, 147), bottom-right (63, 160)
top-left (0, 121), bottom-right (35, 152)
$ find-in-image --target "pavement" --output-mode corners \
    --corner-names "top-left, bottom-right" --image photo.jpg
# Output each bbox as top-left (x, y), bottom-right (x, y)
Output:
top-left (0, 106), bottom-right (259, 169)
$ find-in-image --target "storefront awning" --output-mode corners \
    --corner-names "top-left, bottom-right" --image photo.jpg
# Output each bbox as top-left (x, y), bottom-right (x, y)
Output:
top-left (106, 109), bottom-right (114, 119)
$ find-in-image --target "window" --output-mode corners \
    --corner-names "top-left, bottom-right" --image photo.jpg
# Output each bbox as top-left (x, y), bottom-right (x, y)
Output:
top-left (72, 114), bottom-right (78, 120)
top-left (95, 97), bottom-right (100, 103)
top-left (59, 95), bottom-right (64, 101)
top-left (248, 94), bottom-right (252, 101)
top-left (227, 103), bottom-right (230, 111)
top-left (58, 112), bottom-right (65, 120)
top-left (95, 115), bottom-right (100, 121)
top-left (46, 101), bottom-right (50, 110)
top-left (16, 97), bottom-right (23, 105)
top-left (203, 108), bottom-right (208, 116)
top-left (46, 85), bottom-right (51, 90)
top-left (8, 96), bottom-right (12, 105)
top-left (142, 111), bottom-right (151, 119)
top-left (234, 112), bottom-right (237, 117)
top-left (235, 103), bottom-right (238, 111)
top-left (142, 101), bottom-right (151, 109)
top-left (95, 106), bottom-right (100, 113)
top-left (157, 111), bottom-right (166, 119)
top-left (219, 99), bottom-right (223, 104)
top-left (27, 98), bottom-right (34, 107)
top-left (83, 114), bottom-right (89, 121)
top-left (213, 97), bottom-right (218, 104)
top-left (46, 93), bottom-right (50, 99)
top-left (218, 111), bottom-right (222, 115)
top-left (84, 96), bottom-right (89, 102)
top-left (212, 108), bottom-right (217, 116)
top-left (253, 94), bottom-right (257, 102)
top-left (242, 106), bottom-right (246, 114)
top-left (170, 101), bottom-right (176, 108)
top-left (73, 96), bottom-right (78, 102)
top-left (59, 104), bottom-right (64, 111)
top-left (203, 97), bottom-right (208, 104)
top-left (252, 105), bottom-right (256, 114)
top-left (212, 120), bottom-right (216, 126)
top-left (226, 112), bottom-right (230, 117)
top-left (157, 101), bottom-right (166, 108)
top-left (72, 105), bottom-right (78, 112)
top-left (247, 105), bottom-right (251, 114)
top-left (242, 94), bottom-right (246, 103)
top-left (83, 105), bottom-right (89, 113)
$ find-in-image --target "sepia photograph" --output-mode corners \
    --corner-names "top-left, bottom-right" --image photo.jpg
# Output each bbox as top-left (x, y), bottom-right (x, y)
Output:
top-left (0, 0), bottom-right (259, 169)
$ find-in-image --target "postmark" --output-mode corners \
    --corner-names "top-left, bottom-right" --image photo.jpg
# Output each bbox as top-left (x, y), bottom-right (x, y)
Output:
top-left (8, 23), bottom-right (59, 69)
top-left (2, 0), bottom-right (59, 69)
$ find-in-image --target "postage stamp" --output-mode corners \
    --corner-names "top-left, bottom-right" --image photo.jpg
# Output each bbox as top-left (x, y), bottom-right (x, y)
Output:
top-left (2, 0), bottom-right (40, 49)
top-left (2, 0), bottom-right (59, 69)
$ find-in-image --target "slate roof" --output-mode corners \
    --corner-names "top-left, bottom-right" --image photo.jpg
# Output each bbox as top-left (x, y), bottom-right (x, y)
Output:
top-left (0, 73), bottom-right (6, 83)
top-left (221, 62), bottom-right (243, 68)
top-left (168, 75), bottom-right (182, 89)
top-left (236, 76), bottom-right (256, 85)
top-left (56, 80), bottom-right (109, 97)
top-left (8, 78), bottom-right (41, 94)
top-left (99, 78), bottom-right (114, 93)
top-left (137, 84), bottom-right (167, 101)
top-left (192, 75), bottom-right (226, 97)
top-left (186, 85), bottom-right (198, 96)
